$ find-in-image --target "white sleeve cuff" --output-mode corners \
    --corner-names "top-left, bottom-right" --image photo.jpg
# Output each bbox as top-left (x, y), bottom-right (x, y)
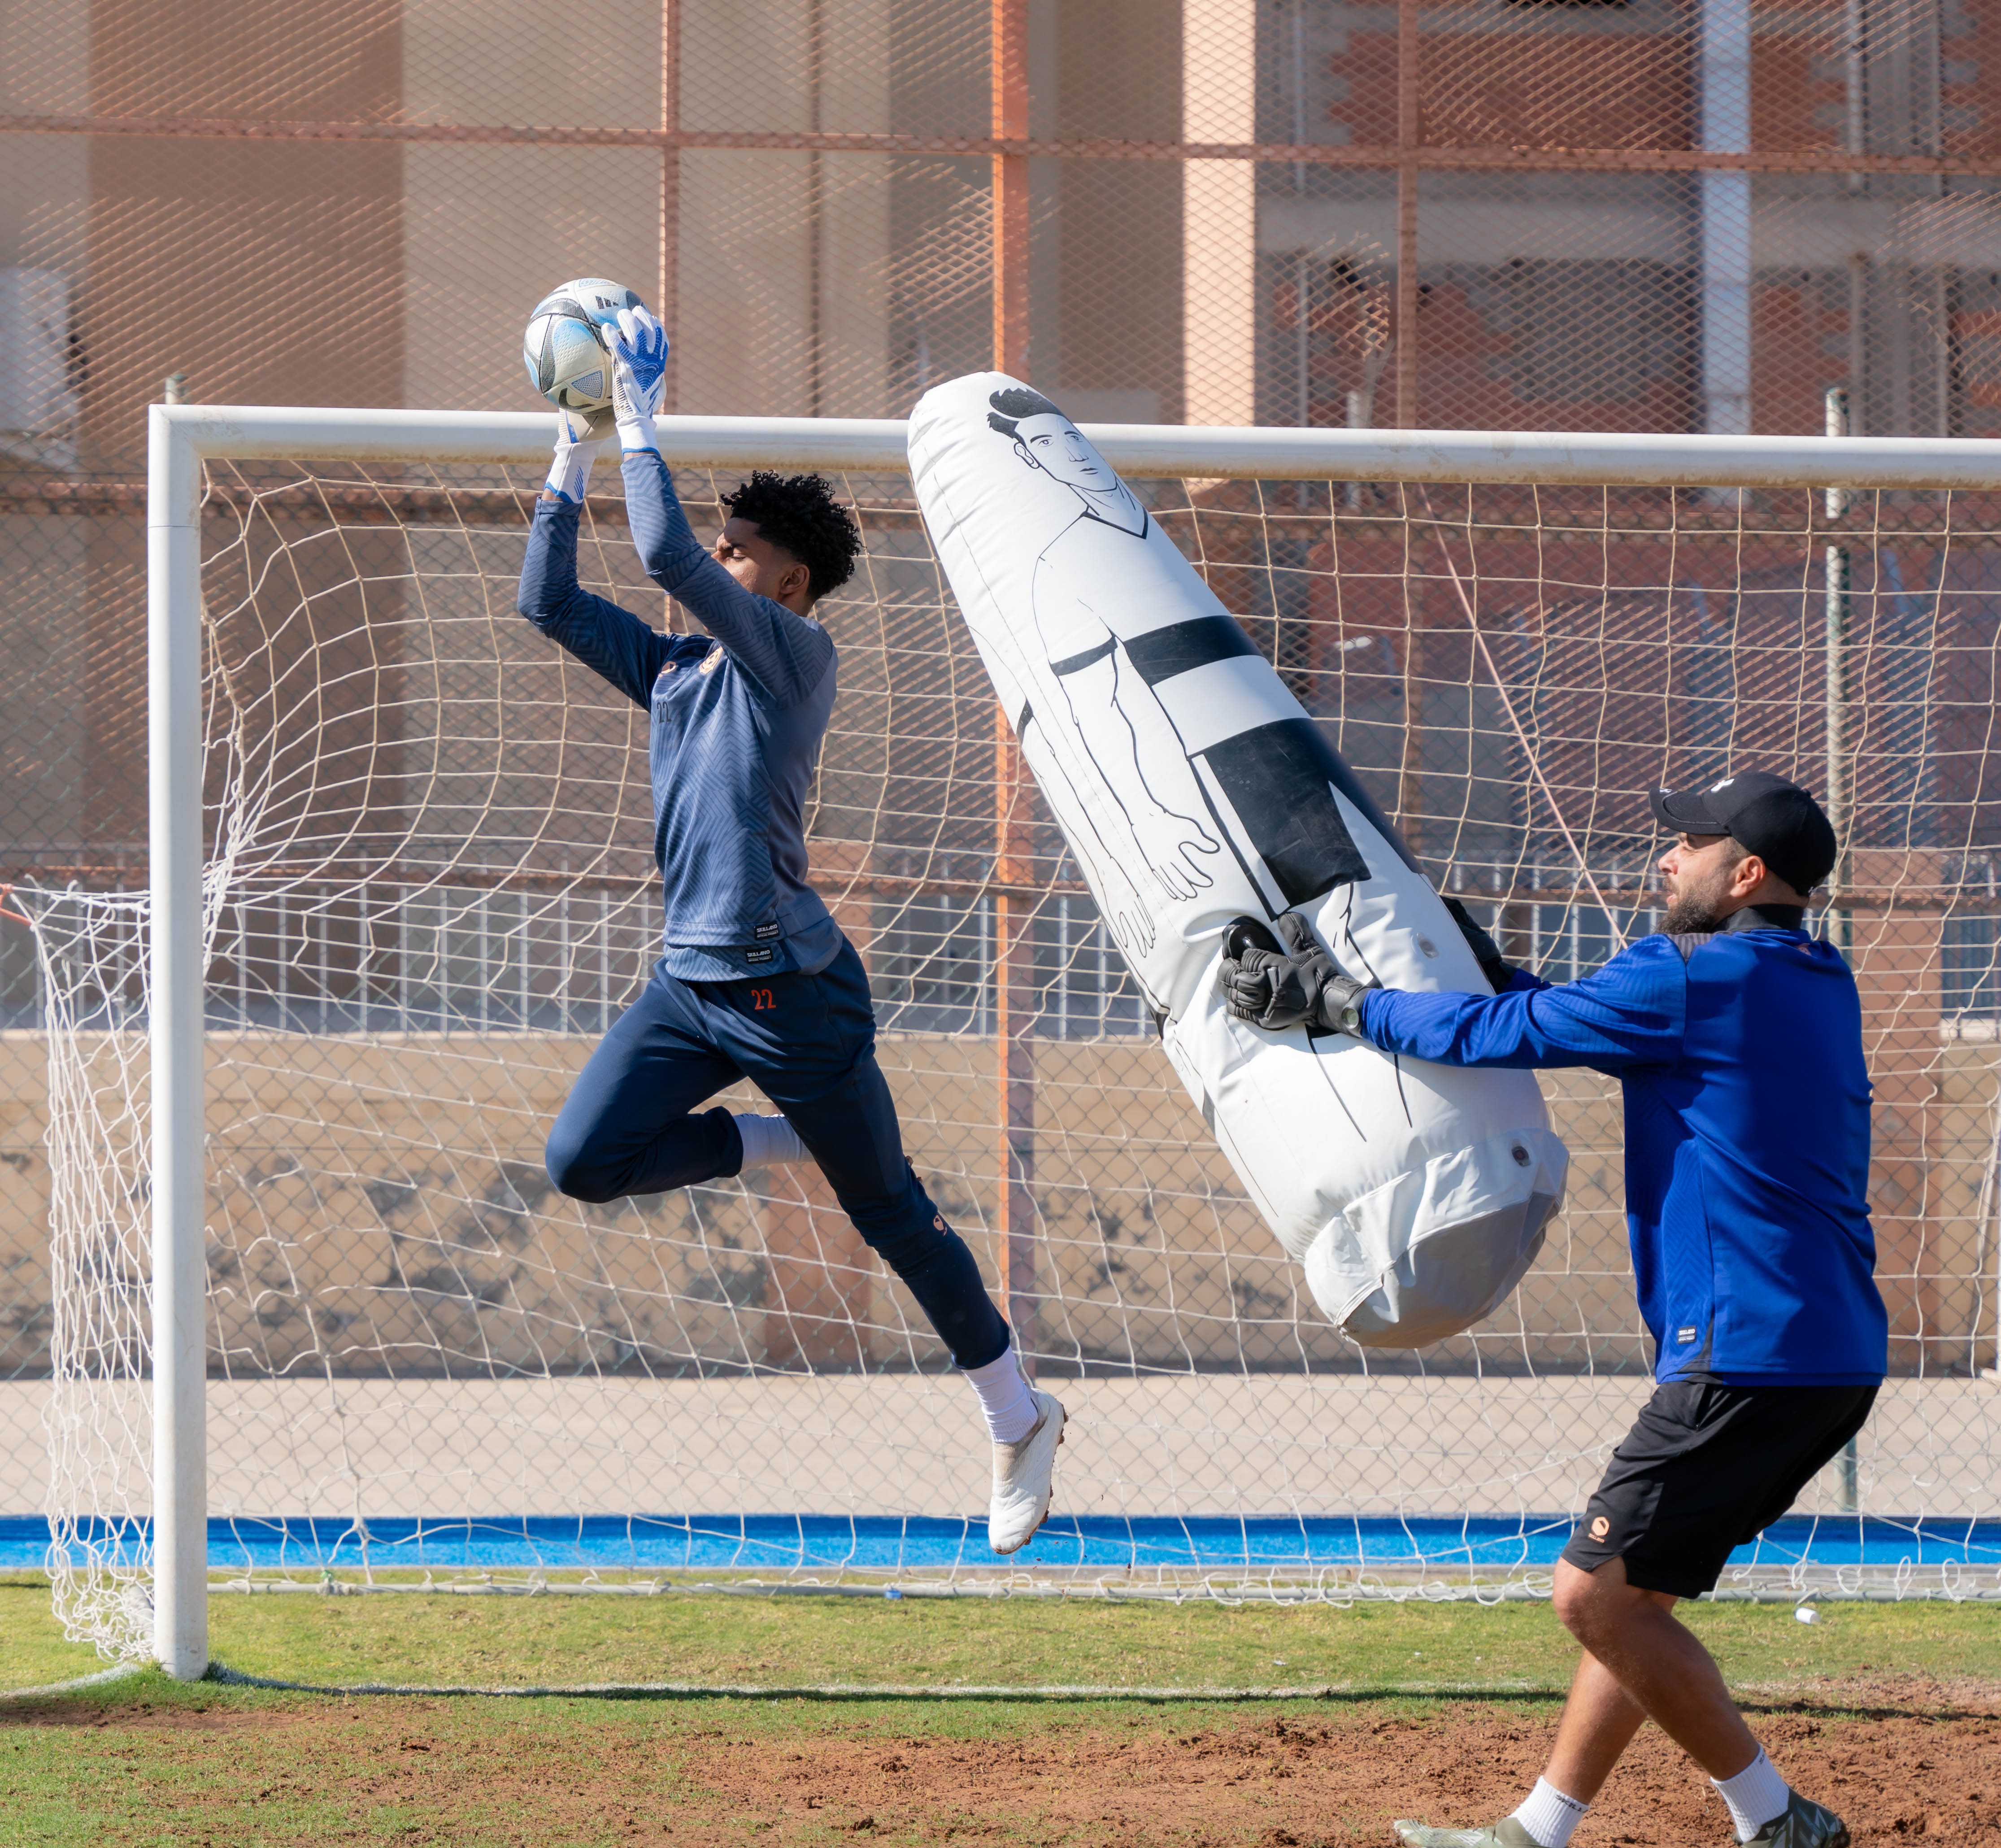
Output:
top-left (544, 436), bottom-right (605, 504)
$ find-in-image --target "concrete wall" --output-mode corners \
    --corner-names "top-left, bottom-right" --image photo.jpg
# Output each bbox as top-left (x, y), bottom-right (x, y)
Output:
top-left (0, 1029), bottom-right (1608, 1382)
top-left (6, 1029), bottom-right (1997, 1522)
top-left (12, 1370), bottom-right (1993, 1524)
top-left (8, 1031), bottom-right (1998, 1389)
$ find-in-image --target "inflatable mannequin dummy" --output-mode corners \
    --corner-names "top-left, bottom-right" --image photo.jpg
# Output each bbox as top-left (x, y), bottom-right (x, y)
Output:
top-left (907, 375), bottom-right (1567, 1347)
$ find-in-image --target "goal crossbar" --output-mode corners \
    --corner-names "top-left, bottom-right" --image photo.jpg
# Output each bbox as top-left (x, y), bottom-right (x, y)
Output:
top-left (153, 401), bottom-right (2001, 485)
top-left (143, 403), bottom-right (2001, 1679)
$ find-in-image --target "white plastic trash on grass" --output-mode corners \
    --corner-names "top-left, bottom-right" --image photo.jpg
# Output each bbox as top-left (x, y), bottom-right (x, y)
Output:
top-left (907, 373), bottom-right (1568, 1346)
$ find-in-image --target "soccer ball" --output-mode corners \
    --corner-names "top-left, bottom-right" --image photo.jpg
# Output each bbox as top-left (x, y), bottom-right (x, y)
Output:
top-left (522, 277), bottom-right (646, 413)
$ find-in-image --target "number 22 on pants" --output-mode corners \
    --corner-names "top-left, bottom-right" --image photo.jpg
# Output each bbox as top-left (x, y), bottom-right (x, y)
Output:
top-left (749, 987), bottom-right (777, 1012)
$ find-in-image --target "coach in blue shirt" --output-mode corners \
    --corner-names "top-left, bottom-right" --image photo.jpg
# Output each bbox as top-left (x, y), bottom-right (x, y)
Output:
top-left (515, 306), bottom-right (1064, 1555)
top-left (1222, 771), bottom-right (1882, 1848)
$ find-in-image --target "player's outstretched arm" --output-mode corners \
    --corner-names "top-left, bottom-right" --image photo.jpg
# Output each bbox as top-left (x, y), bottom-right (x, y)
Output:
top-left (606, 308), bottom-right (833, 707)
top-left (517, 407), bottom-right (674, 710)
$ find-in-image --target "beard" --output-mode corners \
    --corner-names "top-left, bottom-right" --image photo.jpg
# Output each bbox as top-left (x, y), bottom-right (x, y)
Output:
top-left (1662, 892), bottom-right (1733, 933)
top-left (1662, 868), bottom-right (1737, 934)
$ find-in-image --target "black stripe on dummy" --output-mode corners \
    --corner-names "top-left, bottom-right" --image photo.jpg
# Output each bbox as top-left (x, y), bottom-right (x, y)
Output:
top-left (1318, 737), bottom-right (1422, 875)
top-left (1050, 637), bottom-right (1118, 677)
top-left (1197, 719), bottom-right (1384, 905)
top-left (1120, 615), bottom-right (1262, 684)
top-left (1119, 617), bottom-right (1419, 880)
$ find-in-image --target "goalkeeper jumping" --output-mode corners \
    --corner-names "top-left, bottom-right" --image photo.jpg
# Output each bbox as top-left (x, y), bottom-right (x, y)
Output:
top-left (1221, 772), bottom-right (1883, 1848)
top-left (515, 305), bottom-right (1063, 1554)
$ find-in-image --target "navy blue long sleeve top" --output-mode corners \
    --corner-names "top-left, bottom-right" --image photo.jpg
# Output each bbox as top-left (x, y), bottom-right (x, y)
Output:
top-left (1356, 920), bottom-right (1887, 1386)
top-left (516, 450), bottom-right (841, 979)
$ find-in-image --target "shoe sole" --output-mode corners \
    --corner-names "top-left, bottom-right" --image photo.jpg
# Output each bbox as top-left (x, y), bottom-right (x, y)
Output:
top-left (991, 1421), bottom-right (1065, 1556)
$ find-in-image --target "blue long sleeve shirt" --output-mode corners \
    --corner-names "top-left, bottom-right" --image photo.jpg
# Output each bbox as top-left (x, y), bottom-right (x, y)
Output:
top-left (517, 451), bottom-right (842, 979)
top-left (1357, 920), bottom-right (1887, 1386)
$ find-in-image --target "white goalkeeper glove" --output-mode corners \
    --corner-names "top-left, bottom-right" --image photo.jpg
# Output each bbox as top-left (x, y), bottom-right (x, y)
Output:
top-left (544, 403), bottom-right (613, 503)
top-left (609, 305), bottom-right (670, 451)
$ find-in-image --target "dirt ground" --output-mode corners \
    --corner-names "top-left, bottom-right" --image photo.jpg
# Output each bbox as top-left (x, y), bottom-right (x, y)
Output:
top-left (575, 1706), bottom-right (1997, 1846)
top-left (8, 1680), bottom-right (2000, 1846)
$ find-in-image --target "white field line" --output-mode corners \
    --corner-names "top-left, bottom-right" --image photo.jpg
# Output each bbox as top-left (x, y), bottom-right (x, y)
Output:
top-left (0, 1663), bottom-right (145, 1702)
top-left (208, 1665), bottom-right (1541, 1700)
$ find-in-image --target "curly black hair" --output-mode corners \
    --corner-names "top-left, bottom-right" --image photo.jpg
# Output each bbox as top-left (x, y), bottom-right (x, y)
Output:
top-left (719, 471), bottom-right (862, 604)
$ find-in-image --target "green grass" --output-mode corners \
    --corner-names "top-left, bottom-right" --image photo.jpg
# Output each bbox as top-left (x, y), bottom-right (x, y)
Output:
top-left (4, 1589), bottom-right (1996, 1848)
top-left (8, 1570), bottom-right (2000, 1697)
top-left (0, 1574), bottom-right (117, 1694)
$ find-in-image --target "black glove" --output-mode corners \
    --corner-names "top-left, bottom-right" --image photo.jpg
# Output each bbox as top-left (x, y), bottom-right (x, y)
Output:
top-left (1218, 911), bottom-right (1373, 1034)
top-left (1442, 896), bottom-right (1512, 991)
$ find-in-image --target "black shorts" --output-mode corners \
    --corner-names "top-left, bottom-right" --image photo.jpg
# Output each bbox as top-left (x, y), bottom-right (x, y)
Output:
top-left (1560, 1379), bottom-right (1879, 1599)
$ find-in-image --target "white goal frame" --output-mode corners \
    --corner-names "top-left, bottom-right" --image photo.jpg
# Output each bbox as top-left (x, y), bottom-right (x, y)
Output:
top-left (145, 403), bottom-right (2001, 1678)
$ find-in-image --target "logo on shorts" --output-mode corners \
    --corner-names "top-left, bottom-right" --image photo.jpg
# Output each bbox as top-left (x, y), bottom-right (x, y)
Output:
top-left (745, 946), bottom-right (774, 965)
top-left (1677, 1326), bottom-right (1699, 1344)
top-left (1590, 1515), bottom-right (1611, 1541)
top-left (754, 922), bottom-right (780, 940)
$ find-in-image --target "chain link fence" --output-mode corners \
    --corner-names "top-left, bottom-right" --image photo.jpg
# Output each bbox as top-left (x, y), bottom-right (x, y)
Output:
top-left (1, 3), bottom-right (1999, 1579)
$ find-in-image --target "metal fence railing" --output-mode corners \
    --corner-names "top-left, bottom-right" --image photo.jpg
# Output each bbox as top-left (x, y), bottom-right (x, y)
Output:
top-left (15, 861), bottom-right (2001, 1036)
top-left (0, 879), bottom-right (1160, 1040)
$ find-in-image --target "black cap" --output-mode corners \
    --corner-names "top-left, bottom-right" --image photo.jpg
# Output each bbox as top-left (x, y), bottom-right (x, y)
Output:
top-left (1649, 771), bottom-right (1837, 895)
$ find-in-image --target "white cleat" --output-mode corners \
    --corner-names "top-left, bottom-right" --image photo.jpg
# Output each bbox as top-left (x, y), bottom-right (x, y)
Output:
top-left (988, 1388), bottom-right (1066, 1555)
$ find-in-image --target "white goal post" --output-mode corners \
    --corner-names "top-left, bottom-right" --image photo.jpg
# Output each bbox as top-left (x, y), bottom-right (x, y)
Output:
top-left (135, 405), bottom-right (2001, 1679)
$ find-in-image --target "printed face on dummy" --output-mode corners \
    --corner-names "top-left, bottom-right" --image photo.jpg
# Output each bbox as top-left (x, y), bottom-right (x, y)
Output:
top-left (1008, 414), bottom-right (1143, 531)
top-left (1010, 413), bottom-right (1109, 489)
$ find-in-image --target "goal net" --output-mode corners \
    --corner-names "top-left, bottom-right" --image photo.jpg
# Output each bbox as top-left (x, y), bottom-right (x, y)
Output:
top-left (23, 411), bottom-right (2001, 1667)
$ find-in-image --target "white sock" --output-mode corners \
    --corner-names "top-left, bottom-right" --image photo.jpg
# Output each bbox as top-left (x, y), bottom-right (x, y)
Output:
top-left (964, 1346), bottom-right (1040, 1445)
top-left (1713, 1750), bottom-right (1791, 1842)
top-left (1511, 1778), bottom-right (1590, 1848)
top-left (733, 1112), bottom-right (808, 1169)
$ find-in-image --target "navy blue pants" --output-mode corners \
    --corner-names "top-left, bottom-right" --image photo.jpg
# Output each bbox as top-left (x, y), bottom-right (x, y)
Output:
top-left (545, 941), bottom-right (1010, 1370)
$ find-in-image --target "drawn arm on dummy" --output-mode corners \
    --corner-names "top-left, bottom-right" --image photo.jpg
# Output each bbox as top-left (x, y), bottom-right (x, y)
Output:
top-left (950, 589), bottom-right (1153, 959)
top-left (1034, 564), bottom-right (1221, 909)
top-left (1018, 703), bottom-right (1159, 963)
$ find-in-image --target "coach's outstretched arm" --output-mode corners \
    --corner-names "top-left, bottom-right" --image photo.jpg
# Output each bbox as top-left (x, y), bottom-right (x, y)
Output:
top-left (516, 405), bottom-right (674, 709)
top-left (1354, 937), bottom-right (1686, 1071)
top-left (606, 308), bottom-right (834, 709)
top-left (1222, 915), bottom-right (1686, 1073)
